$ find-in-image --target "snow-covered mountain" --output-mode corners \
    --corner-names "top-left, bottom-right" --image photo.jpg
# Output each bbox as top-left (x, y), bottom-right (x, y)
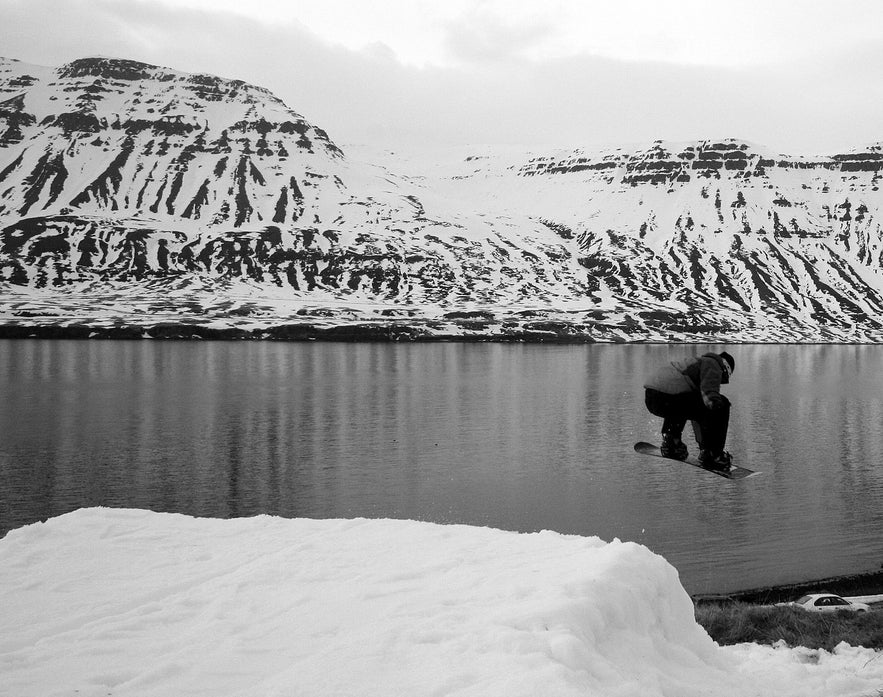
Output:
top-left (2, 56), bottom-right (883, 342)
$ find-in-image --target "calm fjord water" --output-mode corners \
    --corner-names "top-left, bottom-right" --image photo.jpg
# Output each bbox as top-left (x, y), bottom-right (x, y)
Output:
top-left (1, 340), bottom-right (881, 594)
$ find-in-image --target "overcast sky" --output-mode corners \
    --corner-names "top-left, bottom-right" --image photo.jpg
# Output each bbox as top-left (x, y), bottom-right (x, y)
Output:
top-left (2, 0), bottom-right (883, 154)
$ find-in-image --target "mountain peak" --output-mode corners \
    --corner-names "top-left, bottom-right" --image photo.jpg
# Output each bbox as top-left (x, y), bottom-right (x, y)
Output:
top-left (58, 56), bottom-right (163, 81)
top-left (0, 55), bottom-right (345, 225)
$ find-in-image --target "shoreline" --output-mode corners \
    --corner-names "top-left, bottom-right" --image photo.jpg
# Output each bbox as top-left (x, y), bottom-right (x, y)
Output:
top-left (693, 569), bottom-right (883, 605)
top-left (1, 322), bottom-right (882, 344)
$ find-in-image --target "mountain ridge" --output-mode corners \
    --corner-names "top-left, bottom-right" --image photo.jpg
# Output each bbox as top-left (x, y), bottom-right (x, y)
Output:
top-left (2, 56), bottom-right (883, 342)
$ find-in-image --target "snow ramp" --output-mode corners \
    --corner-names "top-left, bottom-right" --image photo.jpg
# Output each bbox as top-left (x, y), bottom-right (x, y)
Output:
top-left (0, 508), bottom-right (880, 696)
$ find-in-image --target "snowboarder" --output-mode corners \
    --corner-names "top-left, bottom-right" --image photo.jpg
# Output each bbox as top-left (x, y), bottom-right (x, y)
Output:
top-left (643, 351), bottom-right (735, 470)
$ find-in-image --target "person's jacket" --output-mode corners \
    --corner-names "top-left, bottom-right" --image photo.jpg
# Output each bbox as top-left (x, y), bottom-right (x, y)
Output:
top-left (643, 353), bottom-right (729, 408)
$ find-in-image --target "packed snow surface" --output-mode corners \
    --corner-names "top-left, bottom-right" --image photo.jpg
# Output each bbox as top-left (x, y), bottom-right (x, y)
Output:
top-left (1, 509), bottom-right (881, 697)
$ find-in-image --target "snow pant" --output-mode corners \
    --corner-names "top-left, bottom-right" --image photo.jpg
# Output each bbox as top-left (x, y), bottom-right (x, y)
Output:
top-left (644, 388), bottom-right (730, 454)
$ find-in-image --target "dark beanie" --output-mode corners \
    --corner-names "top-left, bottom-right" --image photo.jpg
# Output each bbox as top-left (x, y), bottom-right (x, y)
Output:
top-left (720, 351), bottom-right (735, 374)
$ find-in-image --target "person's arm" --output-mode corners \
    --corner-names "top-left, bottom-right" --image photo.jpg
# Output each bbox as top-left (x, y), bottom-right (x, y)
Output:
top-left (698, 358), bottom-right (725, 408)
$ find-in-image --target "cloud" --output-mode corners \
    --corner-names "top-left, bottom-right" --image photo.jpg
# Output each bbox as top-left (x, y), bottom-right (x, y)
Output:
top-left (1, 0), bottom-right (883, 154)
top-left (440, 6), bottom-right (557, 64)
top-left (0, 0), bottom-right (383, 137)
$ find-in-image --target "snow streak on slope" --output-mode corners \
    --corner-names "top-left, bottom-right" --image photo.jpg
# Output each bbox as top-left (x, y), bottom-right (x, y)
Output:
top-left (1, 57), bottom-right (883, 341)
top-left (2, 509), bottom-right (882, 697)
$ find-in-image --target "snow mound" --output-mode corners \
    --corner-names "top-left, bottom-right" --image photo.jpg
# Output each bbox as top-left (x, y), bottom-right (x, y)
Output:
top-left (0, 508), bottom-right (880, 696)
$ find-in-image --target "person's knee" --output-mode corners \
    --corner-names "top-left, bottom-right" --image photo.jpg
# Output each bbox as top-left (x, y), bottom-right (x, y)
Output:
top-left (706, 394), bottom-right (730, 413)
top-left (645, 389), bottom-right (666, 417)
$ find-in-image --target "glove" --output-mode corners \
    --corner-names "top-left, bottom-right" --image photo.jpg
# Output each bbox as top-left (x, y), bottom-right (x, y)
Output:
top-left (705, 393), bottom-right (729, 411)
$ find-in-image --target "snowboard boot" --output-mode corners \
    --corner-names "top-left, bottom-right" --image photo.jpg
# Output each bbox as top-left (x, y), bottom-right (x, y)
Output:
top-left (660, 434), bottom-right (688, 460)
top-left (699, 450), bottom-right (732, 471)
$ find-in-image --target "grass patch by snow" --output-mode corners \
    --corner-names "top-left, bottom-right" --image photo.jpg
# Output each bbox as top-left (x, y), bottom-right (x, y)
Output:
top-left (695, 602), bottom-right (883, 651)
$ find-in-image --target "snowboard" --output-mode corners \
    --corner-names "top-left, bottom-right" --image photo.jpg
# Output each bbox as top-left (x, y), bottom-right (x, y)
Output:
top-left (633, 442), bottom-right (760, 480)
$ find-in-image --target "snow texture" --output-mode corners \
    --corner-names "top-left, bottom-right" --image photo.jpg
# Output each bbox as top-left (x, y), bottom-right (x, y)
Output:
top-left (1, 508), bottom-right (881, 697)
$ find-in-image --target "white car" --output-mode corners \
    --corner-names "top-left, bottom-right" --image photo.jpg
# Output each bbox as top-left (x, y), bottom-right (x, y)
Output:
top-left (781, 593), bottom-right (870, 613)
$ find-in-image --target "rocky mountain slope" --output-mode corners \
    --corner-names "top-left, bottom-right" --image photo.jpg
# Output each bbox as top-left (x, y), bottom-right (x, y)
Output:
top-left (2, 56), bottom-right (883, 342)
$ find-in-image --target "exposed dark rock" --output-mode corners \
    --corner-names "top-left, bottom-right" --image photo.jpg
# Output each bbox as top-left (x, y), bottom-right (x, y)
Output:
top-left (58, 57), bottom-right (158, 81)
top-left (51, 112), bottom-right (103, 134)
top-left (70, 137), bottom-right (135, 207)
top-left (443, 310), bottom-right (495, 320)
top-left (19, 150), bottom-right (68, 215)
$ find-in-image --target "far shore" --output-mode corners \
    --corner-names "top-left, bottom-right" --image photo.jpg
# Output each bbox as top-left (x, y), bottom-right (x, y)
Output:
top-left (2, 321), bottom-right (883, 344)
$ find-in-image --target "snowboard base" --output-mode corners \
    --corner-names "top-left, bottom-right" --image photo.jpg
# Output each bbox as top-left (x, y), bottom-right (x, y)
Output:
top-left (633, 442), bottom-right (760, 480)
